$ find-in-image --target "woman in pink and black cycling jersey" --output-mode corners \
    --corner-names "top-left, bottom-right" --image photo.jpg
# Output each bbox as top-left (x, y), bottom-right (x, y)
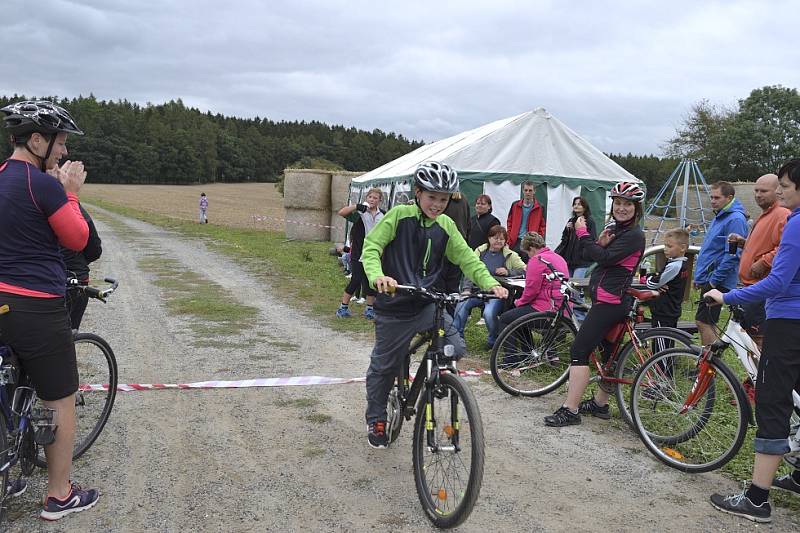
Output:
top-left (544, 182), bottom-right (646, 427)
top-left (0, 100), bottom-right (100, 520)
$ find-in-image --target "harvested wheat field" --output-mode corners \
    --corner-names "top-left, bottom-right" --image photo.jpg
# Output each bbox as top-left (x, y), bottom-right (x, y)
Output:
top-left (82, 183), bottom-right (287, 231)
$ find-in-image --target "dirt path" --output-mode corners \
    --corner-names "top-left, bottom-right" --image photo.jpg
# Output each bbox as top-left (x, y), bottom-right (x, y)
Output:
top-left (7, 207), bottom-right (798, 532)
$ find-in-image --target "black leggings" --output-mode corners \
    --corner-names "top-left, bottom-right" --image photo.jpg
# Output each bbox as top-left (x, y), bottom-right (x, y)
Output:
top-left (570, 300), bottom-right (629, 366)
top-left (345, 257), bottom-right (376, 297)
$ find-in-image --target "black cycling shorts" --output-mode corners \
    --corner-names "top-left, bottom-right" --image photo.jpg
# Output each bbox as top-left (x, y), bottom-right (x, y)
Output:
top-left (694, 283), bottom-right (728, 325)
top-left (0, 293), bottom-right (78, 401)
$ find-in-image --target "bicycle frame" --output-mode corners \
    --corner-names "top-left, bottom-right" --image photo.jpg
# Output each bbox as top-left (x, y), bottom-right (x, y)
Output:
top-left (538, 257), bottom-right (660, 385)
top-left (394, 298), bottom-right (461, 451)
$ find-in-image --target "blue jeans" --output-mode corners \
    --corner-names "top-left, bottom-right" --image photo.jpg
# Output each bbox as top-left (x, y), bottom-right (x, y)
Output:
top-left (452, 297), bottom-right (504, 344)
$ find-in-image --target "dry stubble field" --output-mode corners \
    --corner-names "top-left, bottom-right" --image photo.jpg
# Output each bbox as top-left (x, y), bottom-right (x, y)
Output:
top-left (82, 182), bottom-right (287, 231)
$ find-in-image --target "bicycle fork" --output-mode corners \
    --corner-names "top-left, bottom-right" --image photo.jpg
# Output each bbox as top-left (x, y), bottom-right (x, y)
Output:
top-left (680, 353), bottom-right (715, 415)
top-left (424, 359), bottom-right (459, 453)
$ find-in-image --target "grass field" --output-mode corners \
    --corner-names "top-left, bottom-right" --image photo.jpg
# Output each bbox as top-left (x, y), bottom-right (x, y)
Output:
top-left (81, 184), bottom-right (799, 512)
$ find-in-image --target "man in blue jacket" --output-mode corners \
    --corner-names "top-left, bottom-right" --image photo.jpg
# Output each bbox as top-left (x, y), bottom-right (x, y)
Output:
top-left (693, 181), bottom-right (749, 346)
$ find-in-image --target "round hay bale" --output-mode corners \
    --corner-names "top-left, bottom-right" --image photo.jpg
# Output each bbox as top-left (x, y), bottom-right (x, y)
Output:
top-left (331, 172), bottom-right (358, 212)
top-left (284, 169), bottom-right (331, 210)
top-left (329, 212), bottom-right (347, 245)
top-left (285, 207), bottom-right (331, 241)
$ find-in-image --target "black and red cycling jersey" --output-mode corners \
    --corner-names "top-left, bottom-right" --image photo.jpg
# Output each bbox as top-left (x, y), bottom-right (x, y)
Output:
top-left (578, 219), bottom-right (645, 305)
top-left (0, 159), bottom-right (88, 297)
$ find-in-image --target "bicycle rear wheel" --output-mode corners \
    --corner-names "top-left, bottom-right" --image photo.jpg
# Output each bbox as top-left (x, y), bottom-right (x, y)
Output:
top-left (412, 372), bottom-right (484, 529)
top-left (631, 348), bottom-right (749, 473)
top-left (490, 312), bottom-right (575, 397)
top-left (34, 332), bottom-right (118, 467)
top-left (614, 327), bottom-right (694, 428)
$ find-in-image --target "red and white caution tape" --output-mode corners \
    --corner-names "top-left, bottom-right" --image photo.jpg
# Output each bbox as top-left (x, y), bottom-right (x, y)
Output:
top-left (80, 369), bottom-right (491, 393)
top-left (251, 214), bottom-right (335, 229)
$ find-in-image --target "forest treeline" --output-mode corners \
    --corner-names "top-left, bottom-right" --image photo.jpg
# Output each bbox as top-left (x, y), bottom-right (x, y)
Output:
top-left (3, 87), bottom-right (792, 193)
top-left (0, 95), bottom-right (423, 184)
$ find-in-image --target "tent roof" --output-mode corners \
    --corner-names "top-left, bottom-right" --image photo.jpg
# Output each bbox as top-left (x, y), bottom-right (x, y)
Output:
top-left (353, 107), bottom-right (640, 186)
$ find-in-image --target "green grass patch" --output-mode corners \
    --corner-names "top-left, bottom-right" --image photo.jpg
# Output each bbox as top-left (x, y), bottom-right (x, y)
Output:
top-left (275, 397), bottom-right (319, 409)
top-left (134, 246), bottom-right (259, 338)
top-left (305, 413), bottom-right (332, 424)
top-left (302, 446), bottom-right (325, 458)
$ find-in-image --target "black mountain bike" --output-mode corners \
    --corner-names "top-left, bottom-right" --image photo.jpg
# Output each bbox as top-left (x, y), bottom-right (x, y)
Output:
top-left (0, 279), bottom-right (118, 523)
top-left (384, 285), bottom-right (497, 529)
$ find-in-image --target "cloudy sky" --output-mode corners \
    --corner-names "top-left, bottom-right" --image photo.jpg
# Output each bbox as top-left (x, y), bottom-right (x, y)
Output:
top-left (2, 0), bottom-right (797, 155)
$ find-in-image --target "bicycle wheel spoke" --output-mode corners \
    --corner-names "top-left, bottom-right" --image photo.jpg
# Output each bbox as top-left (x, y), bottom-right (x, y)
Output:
top-left (492, 313), bottom-right (575, 396)
top-left (614, 328), bottom-right (694, 428)
top-left (632, 349), bottom-right (748, 473)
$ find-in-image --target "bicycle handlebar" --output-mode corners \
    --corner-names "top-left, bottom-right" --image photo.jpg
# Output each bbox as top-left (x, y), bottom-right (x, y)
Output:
top-left (68, 277), bottom-right (119, 302)
top-left (391, 284), bottom-right (501, 302)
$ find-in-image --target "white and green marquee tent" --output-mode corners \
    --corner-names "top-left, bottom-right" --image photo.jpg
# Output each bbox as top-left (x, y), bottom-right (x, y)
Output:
top-left (349, 107), bottom-right (642, 248)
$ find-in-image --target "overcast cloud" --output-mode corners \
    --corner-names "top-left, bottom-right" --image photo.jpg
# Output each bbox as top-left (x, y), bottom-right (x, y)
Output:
top-left (2, 0), bottom-right (797, 155)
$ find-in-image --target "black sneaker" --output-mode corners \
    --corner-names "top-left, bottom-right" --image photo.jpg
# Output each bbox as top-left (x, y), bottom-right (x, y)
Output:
top-left (772, 473), bottom-right (800, 496)
top-left (578, 397), bottom-right (611, 420)
top-left (367, 421), bottom-right (388, 449)
top-left (710, 491), bottom-right (771, 523)
top-left (544, 406), bottom-right (581, 427)
top-left (40, 482), bottom-right (100, 521)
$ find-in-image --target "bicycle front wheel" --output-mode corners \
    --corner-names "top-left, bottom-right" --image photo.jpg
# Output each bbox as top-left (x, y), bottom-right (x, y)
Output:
top-left (614, 327), bottom-right (694, 428)
top-left (631, 348), bottom-right (749, 473)
top-left (412, 372), bottom-right (484, 529)
top-left (490, 312), bottom-right (575, 397)
top-left (34, 332), bottom-right (118, 467)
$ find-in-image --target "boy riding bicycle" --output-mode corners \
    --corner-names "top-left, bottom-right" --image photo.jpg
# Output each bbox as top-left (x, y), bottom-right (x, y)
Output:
top-left (361, 161), bottom-right (508, 448)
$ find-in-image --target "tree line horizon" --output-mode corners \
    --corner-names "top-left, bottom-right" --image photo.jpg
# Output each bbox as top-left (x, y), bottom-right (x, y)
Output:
top-left (1, 85), bottom-right (795, 196)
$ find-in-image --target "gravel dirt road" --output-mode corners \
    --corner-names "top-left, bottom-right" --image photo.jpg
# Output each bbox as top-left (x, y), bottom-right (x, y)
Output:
top-left (7, 207), bottom-right (798, 532)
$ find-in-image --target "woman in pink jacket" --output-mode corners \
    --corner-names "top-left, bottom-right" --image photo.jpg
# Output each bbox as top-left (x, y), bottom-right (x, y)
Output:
top-left (497, 231), bottom-right (570, 331)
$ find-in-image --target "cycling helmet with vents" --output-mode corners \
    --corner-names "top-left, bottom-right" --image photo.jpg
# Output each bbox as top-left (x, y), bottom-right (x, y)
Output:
top-left (414, 161), bottom-right (459, 194)
top-left (610, 181), bottom-right (645, 202)
top-left (1, 100), bottom-right (84, 138)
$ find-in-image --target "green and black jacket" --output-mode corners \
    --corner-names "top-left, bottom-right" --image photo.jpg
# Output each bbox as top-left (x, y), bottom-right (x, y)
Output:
top-left (362, 204), bottom-right (500, 317)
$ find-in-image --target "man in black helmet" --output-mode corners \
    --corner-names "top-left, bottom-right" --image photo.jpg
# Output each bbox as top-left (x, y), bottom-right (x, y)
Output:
top-left (0, 100), bottom-right (100, 520)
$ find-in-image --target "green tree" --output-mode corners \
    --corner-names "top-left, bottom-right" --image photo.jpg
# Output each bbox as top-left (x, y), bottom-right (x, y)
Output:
top-left (705, 86), bottom-right (800, 181)
top-left (664, 86), bottom-right (800, 182)
top-left (663, 100), bottom-right (731, 160)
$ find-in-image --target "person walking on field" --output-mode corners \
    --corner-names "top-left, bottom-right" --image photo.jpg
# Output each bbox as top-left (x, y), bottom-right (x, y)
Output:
top-left (692, 181), bottom-right (749, 347)
top-left (336, 188), bottom-right (384, 320)
top-left (506, 181), bottom-right (546, 261)
top-left (199, 192), bottom-right (208, 224)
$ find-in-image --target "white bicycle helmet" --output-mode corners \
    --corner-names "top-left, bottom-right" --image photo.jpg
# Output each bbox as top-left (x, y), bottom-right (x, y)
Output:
top-left (1, 100), bottom-right (84, 138)
top-left (610, 181), bottom-right (645, 202)
top-left (414, 161), bottom-right (459, 194)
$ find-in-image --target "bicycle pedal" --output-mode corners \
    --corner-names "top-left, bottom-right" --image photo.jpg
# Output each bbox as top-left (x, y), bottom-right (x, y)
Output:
top-left (34, 426), bottom-right (56, 446)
